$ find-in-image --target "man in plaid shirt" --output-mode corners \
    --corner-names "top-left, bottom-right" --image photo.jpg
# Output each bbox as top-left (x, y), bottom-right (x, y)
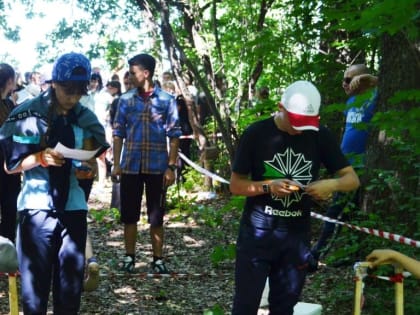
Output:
top-left (112, 53), bottom-right (181, 274)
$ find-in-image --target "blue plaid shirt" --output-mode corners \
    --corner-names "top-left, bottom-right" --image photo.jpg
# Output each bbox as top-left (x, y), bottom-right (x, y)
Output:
top-left (113, 86), bottom-right (181, 174)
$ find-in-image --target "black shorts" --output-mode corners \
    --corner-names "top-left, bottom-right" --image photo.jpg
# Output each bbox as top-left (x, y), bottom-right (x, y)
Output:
top-left (120, 173), bottom-right (165, 227)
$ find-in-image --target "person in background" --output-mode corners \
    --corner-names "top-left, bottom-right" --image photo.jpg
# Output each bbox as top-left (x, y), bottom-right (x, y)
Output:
top-left (89, 72), bottom-right (110, 191)
top-left (229, 80), bottom-right (360, 314)
top-left (0, 63), bottom-right (21, 242)
top-left (107, 80), bottom-right (123, 132)
top-left (79, 72), bottom-right (106, 291)
top-left (80, 72), bottom-right (103, 112)
top-left (75, 156), bottom-right (100, 292)
top-left (161, 81), bottom-right (177, 95)
top-left (92, 66), bottom-right (102, 77)
top-left (161, 70), bottom-right (174, 84)
top-left (311, 64), bottom-right (378, 263)
top-left (176, 94), bottom-right (193, 183)
top-left (111, 73), bottom-right (120, 82)
top-left (40, 73), bottom-right (51, 92)
top-left (108, 80), bottom-right (124, 210)
top-left (24, 71), bottom-right (42, 97)
top-left (367, 249), bottom-right (420, 279)
top-left (122, 70), bottom-right (134, 93)
top-left (0, 52), bottom-right (109, 314)
top-left (183, 71), bottom-right (198, 105)
top-left (23, 71), bottom-right (31, 86)
top-left (104, 80), bottom-right (122, 174)
top-left (14, 70), bottom-right (25, 92)
top-left (112, 53), bottom-right (181, 274)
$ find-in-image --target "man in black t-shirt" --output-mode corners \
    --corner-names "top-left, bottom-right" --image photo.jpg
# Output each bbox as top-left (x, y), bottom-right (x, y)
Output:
top-left (230, 81), bottom-right (360, 315)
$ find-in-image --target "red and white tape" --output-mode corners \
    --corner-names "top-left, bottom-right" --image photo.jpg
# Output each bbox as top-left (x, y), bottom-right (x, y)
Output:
top-left (178, 151), bottom-right (230, 184)
top-left (310, 212), bottom-right (420, 248)
top-left (177, 153), bottom-right (420, 248)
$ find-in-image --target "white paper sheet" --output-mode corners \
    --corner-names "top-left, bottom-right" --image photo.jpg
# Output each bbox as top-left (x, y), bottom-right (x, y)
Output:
top-left (54, 142), bottom-right (100, 161)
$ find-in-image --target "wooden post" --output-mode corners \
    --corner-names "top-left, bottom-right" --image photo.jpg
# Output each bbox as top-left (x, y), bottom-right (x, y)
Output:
top-left (353, 262), bottom-right (367, 315)
top-left (8, 273), bottom-right (19, 315)
top-left (394, 265), bottom-right (404, 315)
top-left (354, 261), bottom-right (407, 315)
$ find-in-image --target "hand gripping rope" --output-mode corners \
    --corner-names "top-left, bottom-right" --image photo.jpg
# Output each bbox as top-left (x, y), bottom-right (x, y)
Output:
top-left (353, 262), bottom-right (410, 315)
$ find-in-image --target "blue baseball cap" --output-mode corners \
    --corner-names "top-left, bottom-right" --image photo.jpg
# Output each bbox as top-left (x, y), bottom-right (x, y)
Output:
top-left (50, 52), bottom-right (91, 82)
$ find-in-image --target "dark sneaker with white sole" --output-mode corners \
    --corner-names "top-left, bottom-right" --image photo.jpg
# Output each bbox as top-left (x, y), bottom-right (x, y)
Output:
top-left (151, 259), bottom-right (169, 274)
top-left (120, 255), bottom-right (135, 273)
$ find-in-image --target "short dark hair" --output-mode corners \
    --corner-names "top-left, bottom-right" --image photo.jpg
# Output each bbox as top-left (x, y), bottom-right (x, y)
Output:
top-left (128, 54), bottom-right (156, 77)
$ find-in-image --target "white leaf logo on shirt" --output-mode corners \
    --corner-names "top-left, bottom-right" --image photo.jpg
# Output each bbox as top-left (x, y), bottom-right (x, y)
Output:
top-left (264, 148), bottom-right (313, 207)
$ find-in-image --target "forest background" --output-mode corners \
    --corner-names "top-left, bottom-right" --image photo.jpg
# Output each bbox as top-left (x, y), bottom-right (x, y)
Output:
top-left (0, 0), bottom-right (419, 314)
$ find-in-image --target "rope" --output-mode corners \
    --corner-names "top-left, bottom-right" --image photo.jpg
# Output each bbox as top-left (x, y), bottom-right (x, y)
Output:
top-left (310, 212), bottom-right (420, 248)
top-left (178, 151), bottom-right (230, 184)
top-left (368, 273), bottom-right (406, 283)
top-left (101, 272), bottom-right (231, 279)
top-left (177, 153), bottom-right (420, 248)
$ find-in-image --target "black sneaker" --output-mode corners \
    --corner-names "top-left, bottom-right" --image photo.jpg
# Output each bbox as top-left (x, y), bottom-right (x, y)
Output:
top-left (120, 255), bottom-right (135, 273)
top-left (151, 259), bottom-right (169, 274)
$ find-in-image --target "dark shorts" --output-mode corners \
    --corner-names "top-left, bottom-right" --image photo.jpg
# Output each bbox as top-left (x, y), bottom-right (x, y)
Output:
top-left (120, 173), bottom-right (165, 227)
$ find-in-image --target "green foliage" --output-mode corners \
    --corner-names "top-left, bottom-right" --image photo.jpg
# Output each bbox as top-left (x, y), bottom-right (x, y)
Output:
top-left (372, 89), bottom-right (420, 153)
top-left (167, 189), bottom-right (243, 267)
top-left (203, 304), bottom-right (224, 315)
top-left (326, 0), bottom-right (419, 38)
top-left (88, 207), bottom-right (120, 229)
top-left (210, 244), bottom-right (236, 267)
top-left (104, 39), bottom-right (126, 70)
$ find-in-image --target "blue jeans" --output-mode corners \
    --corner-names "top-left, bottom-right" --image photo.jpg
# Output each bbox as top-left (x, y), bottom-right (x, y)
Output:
top-left (232, 221), bottom-right (311, 315)
top-left (17, 210), bottom-right (87, 315)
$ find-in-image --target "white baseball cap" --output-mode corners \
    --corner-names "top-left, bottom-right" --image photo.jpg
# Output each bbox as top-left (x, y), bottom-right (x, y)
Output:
top-left (281, 80), bottom-right (321, 131)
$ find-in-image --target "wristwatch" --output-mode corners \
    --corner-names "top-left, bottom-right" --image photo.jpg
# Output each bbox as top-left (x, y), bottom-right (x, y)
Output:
top-left (262, 183), bottom-right (270, 194)
top-left (168, 164), bottom-right (177, 172)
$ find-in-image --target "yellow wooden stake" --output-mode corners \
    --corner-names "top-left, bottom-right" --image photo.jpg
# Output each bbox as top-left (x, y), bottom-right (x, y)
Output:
top-left (8, 273), bottom-right (18, 315)
top-left (394, 265), bottom-right (404, 315)
top-left (353, 262), bottom-right (368, 315)
top-left (354, 261), bottom-right (407, 315)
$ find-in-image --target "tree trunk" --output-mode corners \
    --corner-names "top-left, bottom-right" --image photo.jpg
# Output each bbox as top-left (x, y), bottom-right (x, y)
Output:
top-left (365, 31), bottom-right (420, 231)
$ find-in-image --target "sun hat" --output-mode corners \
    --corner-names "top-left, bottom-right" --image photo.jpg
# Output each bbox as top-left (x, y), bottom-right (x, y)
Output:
top-left (281, 80), bottom-right (321, 131)
top-left (50, 52), bottom-right (91, 82)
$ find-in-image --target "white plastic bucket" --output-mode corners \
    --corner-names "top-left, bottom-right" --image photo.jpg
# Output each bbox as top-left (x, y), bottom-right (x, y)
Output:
top-left (260, 279), bottom-right (322, 315)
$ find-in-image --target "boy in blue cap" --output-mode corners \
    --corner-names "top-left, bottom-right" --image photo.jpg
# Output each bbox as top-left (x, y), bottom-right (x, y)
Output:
top-left (0, 52), bottom-right (109, 314)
